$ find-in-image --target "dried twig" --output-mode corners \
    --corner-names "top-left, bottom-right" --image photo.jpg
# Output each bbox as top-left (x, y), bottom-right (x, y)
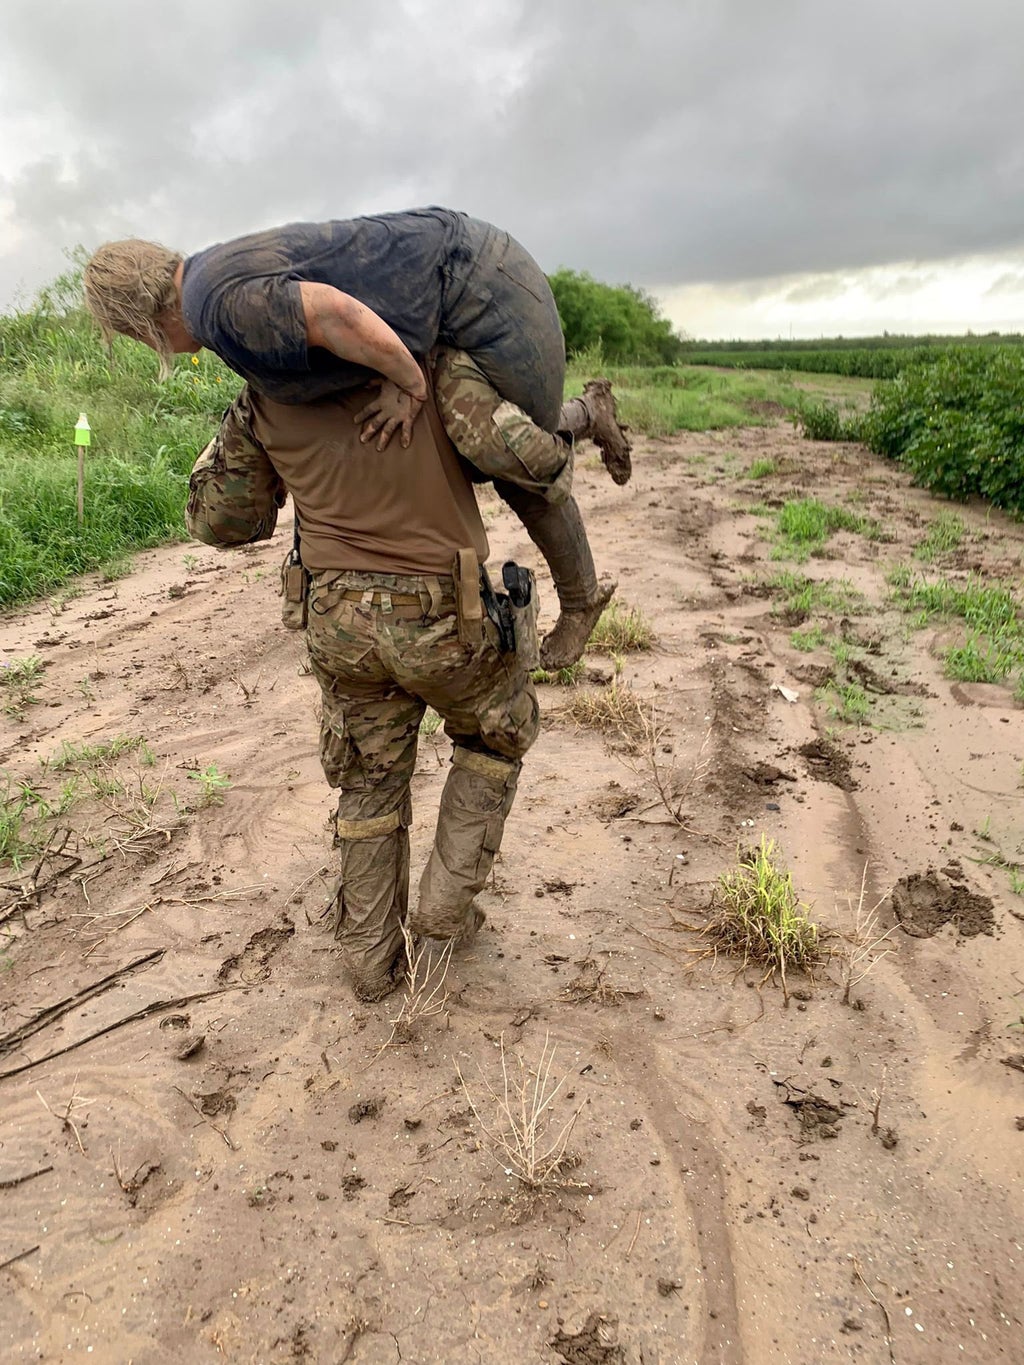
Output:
top-left (839, 864), bottom-right (894, 1005)
top-left (457, 1032), bottom-right (586, 1192)
top-left (172, 1086), bottom-right (237, 1150)
top-left (0, 1165), bottom-right (53, 1191)
top-left (366, 926), bottom-right (453, 1066)
top-left (0, 1245), bottom-right (40, 1273)
top-left (851, 1257), bottom-right (896, 1365)
top-left (0, 984), bottom-right (238, 1081)
top-left (0, 950), bottom-right (164, 1059)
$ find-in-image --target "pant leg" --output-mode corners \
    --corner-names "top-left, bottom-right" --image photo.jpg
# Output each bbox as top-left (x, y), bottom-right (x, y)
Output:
top-left (307, 579), bottom-right (425, 999)
top-left (442, 219), bottom-right (565, 432)
top-left (379, 597), bottom-right (541, 940)
top-left (495, 482), bottom-right (599, 613)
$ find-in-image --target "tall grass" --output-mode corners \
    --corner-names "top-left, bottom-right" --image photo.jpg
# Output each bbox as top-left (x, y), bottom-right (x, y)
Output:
top-left (0, 262), bottom-right (239, 608)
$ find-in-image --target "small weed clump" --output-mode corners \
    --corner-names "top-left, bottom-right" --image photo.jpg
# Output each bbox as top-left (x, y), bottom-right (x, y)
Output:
top-left (705, 835), bottom-right (820, 993)
top-left (0, 656), bottom-right (45, 718)
top-left (586, 601), bottom-right (655, 653)
top-left (773, 498), bottom-right (882, 561)
top-left (531, 661), bottom-right (585, 687)
top-left (559, 682), bottom-right (649, 751)
top-left (763, 571), bottom-right (866, 619)
top-left (747, 458), bottom-right (777, 479)
top-left (187, 763), bottom-right (232, 806)
top-left (914, 512), bottom-right (966, 563)
top-left (816, 680), bottom-right (871, 726)
top-left (790, 625), bottom-right (827, 651)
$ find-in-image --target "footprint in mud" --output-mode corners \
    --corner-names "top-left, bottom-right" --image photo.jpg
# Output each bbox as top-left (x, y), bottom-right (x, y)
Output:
top-left (891, 870), bottom-right (996, 938)
top-left (217, 916), bottom-right (295, 983)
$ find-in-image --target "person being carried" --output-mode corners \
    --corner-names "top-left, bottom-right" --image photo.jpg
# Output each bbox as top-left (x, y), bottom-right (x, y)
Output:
top-left (186, 353), bottom-right (550, 1002)
top-left (84, 209), bottom-right (632, 667)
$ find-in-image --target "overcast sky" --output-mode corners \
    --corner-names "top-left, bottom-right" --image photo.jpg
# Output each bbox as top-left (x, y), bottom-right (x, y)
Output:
top-left (2, 0), bottom-right (1022, 338)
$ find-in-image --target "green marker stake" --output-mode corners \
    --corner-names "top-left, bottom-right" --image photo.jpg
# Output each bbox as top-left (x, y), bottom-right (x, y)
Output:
top-left (74, 412), bottom-right (90, 527)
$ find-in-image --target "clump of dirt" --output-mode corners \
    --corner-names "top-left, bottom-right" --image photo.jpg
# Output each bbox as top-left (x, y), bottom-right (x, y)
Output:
top-left (774, 1078), bottom-right (850, 1139)
top-left (798, 738), bottom-right (856, 791)
top-left (743, 762), bottom-right (796, 786)
top-left (551, 1313), bottom-right (625, 1364)
top-left (891, 871), bottom-right (996, 938)
top-left (846, 657), bottom-right (930, 697)
top-left (348, 1097), bottom-right (384, 1124)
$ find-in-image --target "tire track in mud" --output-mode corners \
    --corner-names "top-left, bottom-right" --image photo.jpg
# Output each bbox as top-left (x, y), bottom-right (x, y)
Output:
top-left (602, 1022), bottom-right (744, 1365)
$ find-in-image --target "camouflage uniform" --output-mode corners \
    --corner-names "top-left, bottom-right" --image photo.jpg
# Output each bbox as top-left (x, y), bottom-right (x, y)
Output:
top-left (186, 363), bottom-right (543, 1000)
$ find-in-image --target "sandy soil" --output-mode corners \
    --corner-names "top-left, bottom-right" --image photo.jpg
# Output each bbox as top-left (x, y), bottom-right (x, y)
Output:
top-left (2, 423), bottom-right (1023, 1364)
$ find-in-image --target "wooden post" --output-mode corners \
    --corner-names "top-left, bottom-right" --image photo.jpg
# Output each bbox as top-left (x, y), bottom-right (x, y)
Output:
top-left (74, 413), bottom-right (90, 527)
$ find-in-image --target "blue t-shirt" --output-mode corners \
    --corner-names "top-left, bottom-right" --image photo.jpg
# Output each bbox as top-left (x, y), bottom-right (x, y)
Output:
top-left (180, 208), bottom-right (468, 403)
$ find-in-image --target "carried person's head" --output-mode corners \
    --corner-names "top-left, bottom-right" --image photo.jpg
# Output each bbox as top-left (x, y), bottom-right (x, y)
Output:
top-left (84, 239), bottom-right (189, 377)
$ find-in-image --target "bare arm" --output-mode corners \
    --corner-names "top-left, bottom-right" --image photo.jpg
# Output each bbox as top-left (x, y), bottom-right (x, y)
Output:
top-left (298, 282), bottom-right (428, 400)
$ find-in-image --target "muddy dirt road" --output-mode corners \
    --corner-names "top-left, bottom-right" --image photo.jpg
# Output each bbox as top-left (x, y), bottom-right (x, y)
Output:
top-left (2, 424), bottom-right (1022, 1363)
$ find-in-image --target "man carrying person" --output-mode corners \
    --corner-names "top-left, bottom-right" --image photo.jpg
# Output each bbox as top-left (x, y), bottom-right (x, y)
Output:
top-left (84, 209), bottom-right (632, 667)
top-left (186, 348), bottom-right (601, 1000)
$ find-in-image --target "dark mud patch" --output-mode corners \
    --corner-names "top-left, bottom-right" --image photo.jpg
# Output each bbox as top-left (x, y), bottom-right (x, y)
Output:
top-left (847, 657), bottom-right (930, 697)
top-left (891, 871), bottom-right (996, 938)
top-left (774, 1078), bottom-right (852, 1139)
top-left (348, 1097), bottom-right (384, 1124)
top-left (551, 1312), bottom-right (625, 1364)
top-left (798, 738), bottom-right (856, 791)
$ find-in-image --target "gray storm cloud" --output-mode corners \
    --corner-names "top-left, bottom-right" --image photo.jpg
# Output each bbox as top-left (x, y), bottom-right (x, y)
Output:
top-left (1, 0), bottom-right (1023, 306)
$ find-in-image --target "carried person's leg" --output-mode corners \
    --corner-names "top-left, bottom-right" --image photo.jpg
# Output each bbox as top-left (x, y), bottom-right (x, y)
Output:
top-left (433, 348), bottom-right (624, 668)
top-left (306, 573), bottom-right (425, 1000)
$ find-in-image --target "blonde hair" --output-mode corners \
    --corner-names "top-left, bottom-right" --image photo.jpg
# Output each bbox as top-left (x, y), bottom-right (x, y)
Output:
top-left (84, 239), bottom-right (183, 379)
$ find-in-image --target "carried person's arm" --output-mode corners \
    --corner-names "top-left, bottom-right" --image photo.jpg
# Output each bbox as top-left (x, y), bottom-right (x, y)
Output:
top-left (299, 283), bottom-right (426, 448)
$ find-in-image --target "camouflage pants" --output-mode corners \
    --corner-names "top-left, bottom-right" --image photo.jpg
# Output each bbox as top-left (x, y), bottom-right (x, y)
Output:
top-left (435, 349), bottom-right (599, 612)
top-left (306, 569), bottom-right (539, 1000)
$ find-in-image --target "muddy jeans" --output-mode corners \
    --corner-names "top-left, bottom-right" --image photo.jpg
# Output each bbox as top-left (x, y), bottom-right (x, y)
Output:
top-left (306, 569), bottom-right (540, 999)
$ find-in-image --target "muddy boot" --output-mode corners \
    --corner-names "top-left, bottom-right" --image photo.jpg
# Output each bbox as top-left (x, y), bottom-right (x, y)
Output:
top-left (411, 749), bottom-right (519, 941)
top-left (540, 577), bottom-right (617, 671)
top-left (332, 798), bottom-right (410, 1000)
top-left (557, 379), bottom-right (632, 485)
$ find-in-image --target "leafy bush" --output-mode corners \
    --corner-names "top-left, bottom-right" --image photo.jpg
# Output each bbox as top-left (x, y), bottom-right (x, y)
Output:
top-left (865, 347), bottom-right (1024, 514)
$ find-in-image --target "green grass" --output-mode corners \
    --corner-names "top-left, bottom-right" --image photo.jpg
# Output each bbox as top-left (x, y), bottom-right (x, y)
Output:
top-left (817, 680), bottom-right (871, 725)
top-left (586, 601), bottom-right (655, 653)
top-left (772, 498), bottom-right (882, 561)
top-left (0, 261), bottom-right (242, 608)
top-left (0, 656), bottom-right (45, 717)
top-left (762, 570), bottom-right (867, 618)
top-left (565, 350), bottom-right (803, 436)
top-left (706, 834), bottom-right (820, 988)
top-left (888, 567), bottom-right (1024, 689)
top-left (48, 734), bottom-right (147, 770)
top-left (531, 661), bottom-right (586, 686)
top-left (747, 458), bottom-right (777, 479)
top-left (914, 512), bottom-right (966, 563)
top-left (790, 625), bottom-right (827, 651)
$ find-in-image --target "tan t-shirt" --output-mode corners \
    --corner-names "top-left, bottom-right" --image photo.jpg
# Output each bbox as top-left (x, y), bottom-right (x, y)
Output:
top-left (248, 379), bottom-right (488, 574)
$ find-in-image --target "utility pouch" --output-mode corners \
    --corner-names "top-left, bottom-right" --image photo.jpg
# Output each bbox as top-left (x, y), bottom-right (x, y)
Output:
top-left (502, 560), bottom-right (540, 670)
top-left (280, 518), bottom-right (309, 630)
top-left (453, 548), bottom-right (484, 646)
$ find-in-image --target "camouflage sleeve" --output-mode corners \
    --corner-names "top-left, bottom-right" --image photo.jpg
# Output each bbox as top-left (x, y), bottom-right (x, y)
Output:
top-left (185, 387), bottom-right (287, 547)
top-left (432, 348), bottom-right (574, 505)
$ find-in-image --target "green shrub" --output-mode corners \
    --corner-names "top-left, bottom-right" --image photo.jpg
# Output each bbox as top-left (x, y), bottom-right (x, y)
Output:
top-left (865, 347), bottom-right (1024, 514)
